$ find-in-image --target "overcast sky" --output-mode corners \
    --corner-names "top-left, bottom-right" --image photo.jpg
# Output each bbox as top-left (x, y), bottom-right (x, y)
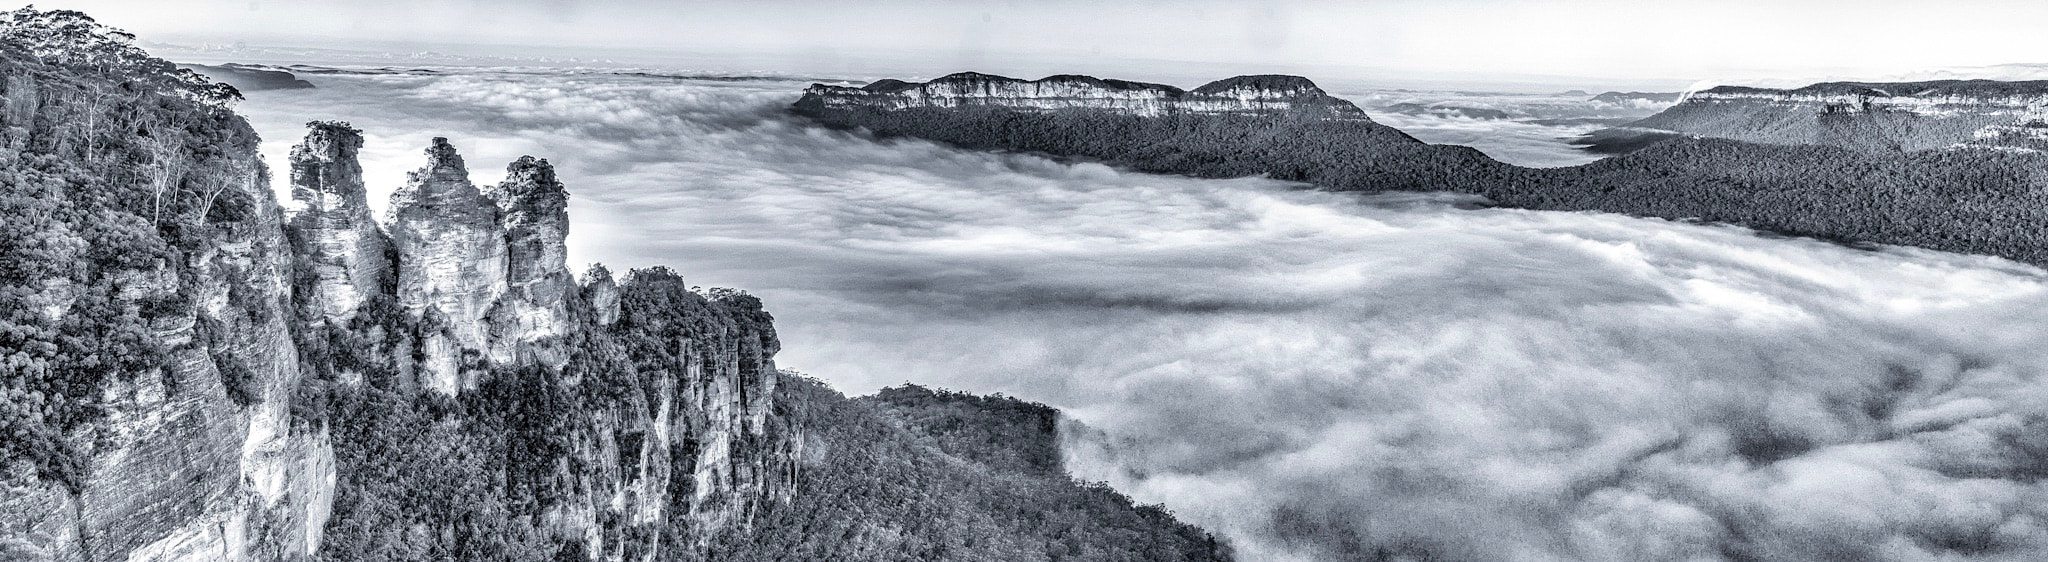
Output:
top-left (29, 0), bottom-right (2048, 90)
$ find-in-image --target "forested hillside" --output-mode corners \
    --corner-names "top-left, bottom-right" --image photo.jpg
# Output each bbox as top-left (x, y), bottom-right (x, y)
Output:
top-left (1508, 138), bottom-right (2048, 265)
top-left (799, 105), bottom-right (1522, 194)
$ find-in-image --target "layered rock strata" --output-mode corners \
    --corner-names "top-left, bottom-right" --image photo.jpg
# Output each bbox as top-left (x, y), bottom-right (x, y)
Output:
top-left (288, 121), bottom-right (388, 322)
top-left (487, 156), bottom-right (574, 368)
top-left (386, 138), bottom-right (509, 393)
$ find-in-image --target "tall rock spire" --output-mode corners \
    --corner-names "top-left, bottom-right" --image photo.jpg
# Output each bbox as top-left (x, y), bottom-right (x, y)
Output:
top-left (288, 121), bottom-right (388, 321)
top-left (487, 155), bottom-right (574, 366)
top-left (387, 137), bottom-right (507, 394)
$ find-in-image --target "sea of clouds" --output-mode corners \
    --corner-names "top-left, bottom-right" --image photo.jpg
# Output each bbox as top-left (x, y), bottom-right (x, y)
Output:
top-left (234, 70), bottom-right (2048, 561)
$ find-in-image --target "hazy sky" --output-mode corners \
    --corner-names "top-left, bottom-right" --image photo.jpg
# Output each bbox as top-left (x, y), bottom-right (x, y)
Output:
top-left (26, 0), bottom-right (2048, 88)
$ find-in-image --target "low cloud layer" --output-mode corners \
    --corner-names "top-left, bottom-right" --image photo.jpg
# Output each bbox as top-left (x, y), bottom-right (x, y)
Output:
top-left (238, 70), bottom-right (2048, 561)
top-left (1335, 87), bottom-right (1670, 168)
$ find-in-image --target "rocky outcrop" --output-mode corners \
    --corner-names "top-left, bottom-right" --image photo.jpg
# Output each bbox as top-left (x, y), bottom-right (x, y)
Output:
top-left (486, 156), bottom-right (574, 367)
top-left (282, 131), bottom-right (796, 560)
top-left (530, 278), bottom-right (797, 559)
top-left (675, 288), bottom-right (794, 541)
top-left (387, 138), bottom-right (507, 394)
top-left (795, 72), bottom-right (1370, 118)
top-left (288, 121), bottom-right (387, 322)
top-left (1621, 80), bottom-right (2048, 151)
top-left (583, 265), bottom-right (622, 327)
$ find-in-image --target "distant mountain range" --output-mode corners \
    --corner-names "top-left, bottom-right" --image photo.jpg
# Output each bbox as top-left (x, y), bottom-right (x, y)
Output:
top-left (797, 72), bottom-right (2048, 267)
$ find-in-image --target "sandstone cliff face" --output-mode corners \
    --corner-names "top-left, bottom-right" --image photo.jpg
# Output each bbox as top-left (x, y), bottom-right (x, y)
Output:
top-left (1627, 80), bottom-right (2048, 151)
top-left (487, 156), bottom-right (574, 368)
top-left (536, 280), bottom-right (796, 561)
top-left (672, 289), bottom-right (794, 544)
top-left (387, 138), bottom-right (508, 394)
top-left (288, 121), bottom-right (388, 322)
top-left (4, 192), bottom-right (332, 562)
top-left (796, 72), bottom-right (1370, 118)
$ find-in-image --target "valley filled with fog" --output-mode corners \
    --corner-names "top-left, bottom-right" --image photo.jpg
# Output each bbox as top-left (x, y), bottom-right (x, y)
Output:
top-left (237, 69), bottom-right (2048, 561)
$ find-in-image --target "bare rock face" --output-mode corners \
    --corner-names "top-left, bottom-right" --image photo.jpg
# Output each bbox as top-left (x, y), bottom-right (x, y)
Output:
top-left (795, 72), bottom-right (1370, 118)
top-left (288, 121), bottom-right (388, 322)
top-left (486, 156), bottom-right (574, 367)
top-left (675, 288), bottom-right (797, 542)
top-left (387, 138), bottom-right (507, 394)
top-left (583, 265), bottom-right (622, 327)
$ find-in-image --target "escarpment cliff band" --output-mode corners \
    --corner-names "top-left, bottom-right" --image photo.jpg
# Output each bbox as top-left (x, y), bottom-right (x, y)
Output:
top-left (797, 72), bottom-right (1369, 118)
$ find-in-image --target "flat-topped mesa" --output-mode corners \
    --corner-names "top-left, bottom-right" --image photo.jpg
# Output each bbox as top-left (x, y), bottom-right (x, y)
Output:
top-left (288, 121), bottom-right (389, 321)
top-left (795, 71), bottom-right (1369, 118)
top-left (1627, 79), bottom-right (2048, 151)
top-left (388, 137), bottom-right (508, 393)
top-left (486, 156), bottom-right (575, 366)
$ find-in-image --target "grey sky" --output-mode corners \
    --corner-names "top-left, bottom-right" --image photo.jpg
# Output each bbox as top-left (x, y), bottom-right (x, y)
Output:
top-left (26, 0), bottom-right (2048, 88)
